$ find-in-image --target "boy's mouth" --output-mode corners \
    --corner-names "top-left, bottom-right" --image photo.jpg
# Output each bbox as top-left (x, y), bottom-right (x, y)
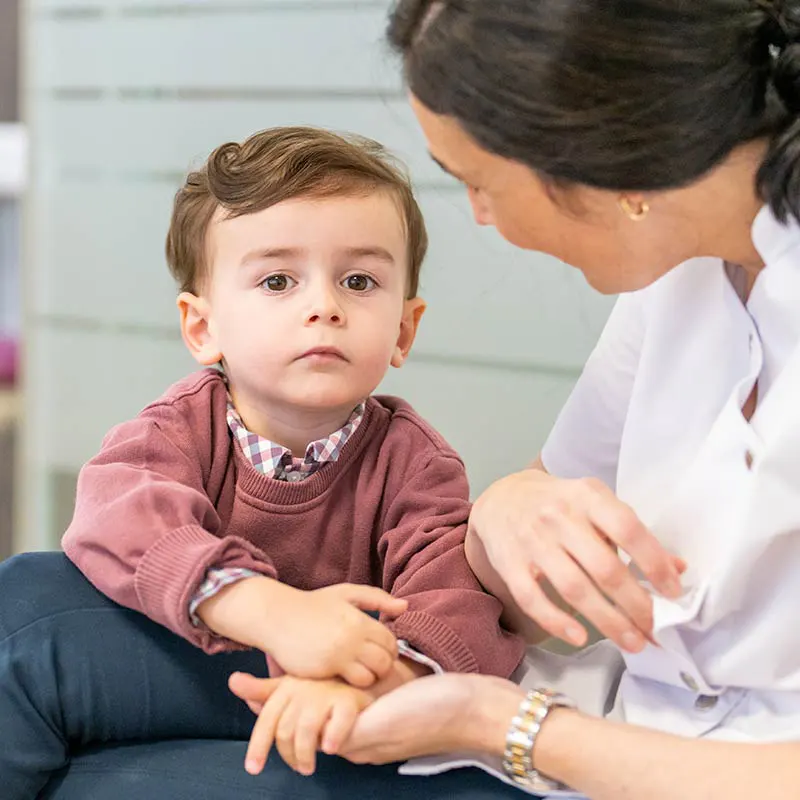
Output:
top-left (296, 346), bottom-right (348, 362)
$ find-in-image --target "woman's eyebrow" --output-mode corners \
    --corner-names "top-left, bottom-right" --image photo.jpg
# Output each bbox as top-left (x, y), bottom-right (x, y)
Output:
top-left (429, 153), bottom-right (464, 181)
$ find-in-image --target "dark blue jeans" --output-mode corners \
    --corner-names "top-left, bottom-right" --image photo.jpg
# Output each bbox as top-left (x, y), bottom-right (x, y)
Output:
top-left (1, 552), bottom-right (521, 799)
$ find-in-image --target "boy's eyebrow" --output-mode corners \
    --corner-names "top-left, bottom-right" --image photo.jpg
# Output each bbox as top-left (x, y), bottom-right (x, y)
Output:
top-left (240, 246), bottom-right (305, 265)
top-left (341, 246), bottom-right (395, 264)
top-left (239, 246), bottom-right (395, 266)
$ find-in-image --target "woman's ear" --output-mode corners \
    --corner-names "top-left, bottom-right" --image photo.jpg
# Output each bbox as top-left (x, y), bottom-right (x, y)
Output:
top-left (391, 297), bottom-right (427, 368)
top-left (177, 292), bottom-right (223, 366)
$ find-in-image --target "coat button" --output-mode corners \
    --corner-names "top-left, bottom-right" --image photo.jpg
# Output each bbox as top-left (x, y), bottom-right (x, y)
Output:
top-left (680, 672), bottom-right (700, 692)
top-left (695, 694), bottom-right (718, 711)
top-left (745, 450), bottom-right (754, 470)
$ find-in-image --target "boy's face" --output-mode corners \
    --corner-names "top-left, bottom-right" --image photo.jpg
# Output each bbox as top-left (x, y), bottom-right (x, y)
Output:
top-left (180, 192), bottom-right (425, 415)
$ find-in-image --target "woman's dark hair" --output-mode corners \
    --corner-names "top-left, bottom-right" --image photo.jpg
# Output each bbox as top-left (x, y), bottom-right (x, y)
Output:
top-left (388, 0), bottom-right (800, 223)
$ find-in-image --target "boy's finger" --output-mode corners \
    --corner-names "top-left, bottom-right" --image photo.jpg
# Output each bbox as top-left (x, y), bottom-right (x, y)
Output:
top-left (294, 705), bottom-right (329, 775)
top-left (366, 618), bottom-right (400, 660)
top-left (229, 672), bottom-right (279, 704)
top-left (245, 692), bottom-right (289, 776)
top-left (275, 699), bottom-right (303, 773)
top-left (357, 641), bottom-right (395, 680)
top-left (322, 699), bottom-right (359, 755)
top-left (341, 661), bottom-right (377, 689)
top-left (339, 584), bottom-right (408, 616)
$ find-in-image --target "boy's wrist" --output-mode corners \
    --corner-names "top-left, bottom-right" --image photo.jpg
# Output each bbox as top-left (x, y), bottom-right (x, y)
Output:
top-left (195, 574), bottom-right (295, 651)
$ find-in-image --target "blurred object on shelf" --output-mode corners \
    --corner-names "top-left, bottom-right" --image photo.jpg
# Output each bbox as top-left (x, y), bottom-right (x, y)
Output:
top-left (0, 124), bottom-right (26, 198)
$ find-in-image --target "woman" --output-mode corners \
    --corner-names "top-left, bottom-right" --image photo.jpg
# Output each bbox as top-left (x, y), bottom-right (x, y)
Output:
top-left (7, 0), bottom-right (800, 797)
top-left (238, 0), bottom-right (800, 797)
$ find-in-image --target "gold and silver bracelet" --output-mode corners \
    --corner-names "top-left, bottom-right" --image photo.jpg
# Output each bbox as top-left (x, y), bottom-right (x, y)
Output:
top-left (502, 688), bottom-right (575, 791)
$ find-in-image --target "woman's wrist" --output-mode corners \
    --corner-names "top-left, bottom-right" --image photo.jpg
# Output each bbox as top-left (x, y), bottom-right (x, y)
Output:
top-left (466, 678), bottom-right (527, 755)
top-left (529, 705), bottom-right (581, 786)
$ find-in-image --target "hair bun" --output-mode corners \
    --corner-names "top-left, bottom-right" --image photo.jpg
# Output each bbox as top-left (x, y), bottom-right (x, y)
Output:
top-left (773, 42), bottom-right (800, 112)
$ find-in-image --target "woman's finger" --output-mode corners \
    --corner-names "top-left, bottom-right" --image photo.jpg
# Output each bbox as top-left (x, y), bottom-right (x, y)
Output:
top-left (585, 482), bottom-right (682, 598)
top-left (533, 540), bottom-right (648, 652)
top-left (246, 699), bottom-right (265, 716)
top-left (244, 690), bottom-right (290, 776)
top-left (557, 513), bottom-right (654, 636)
top-left (322, 697), bottom-right (359, 755)
top-left (228, 672), bottom-right (279, 705)
top-left (503, 566), bottom-right (589, 646)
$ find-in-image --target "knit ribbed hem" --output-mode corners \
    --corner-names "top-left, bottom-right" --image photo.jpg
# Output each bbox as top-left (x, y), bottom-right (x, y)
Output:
top-left (386, 610), bottom-right (479, 674)
top-left (134, 525), bottom-right (277, 654)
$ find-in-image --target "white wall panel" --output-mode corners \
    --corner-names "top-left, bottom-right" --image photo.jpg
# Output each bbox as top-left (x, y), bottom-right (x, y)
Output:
top-left (31, 324), bottom-right (575, 496)
top-left (33, 10), bottom-right (398, 91)
top-left (21, 1), bottom-right (609, 549)
top-left (36, 98), bottom-right (436, 184)
top-left (29, 183), bottom-right (611, 370)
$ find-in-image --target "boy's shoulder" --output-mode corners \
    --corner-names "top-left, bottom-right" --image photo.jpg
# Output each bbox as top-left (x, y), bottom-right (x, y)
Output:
top-left (367, 395), bottom-right (462, 464)
top-left (137, 368), bottom-right (227, 430)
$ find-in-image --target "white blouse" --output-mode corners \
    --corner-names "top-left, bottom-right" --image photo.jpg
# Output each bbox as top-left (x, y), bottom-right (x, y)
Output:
top-left (541, 205), bottom-right (800, 743)
top-left (401, 206), bottom-right (800, 796)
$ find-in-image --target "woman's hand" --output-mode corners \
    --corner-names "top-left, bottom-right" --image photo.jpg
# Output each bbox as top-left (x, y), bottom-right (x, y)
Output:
top-left (339, 673), bottom-right (522, 765)
top-left (469, 468), bottom-right (684, 652)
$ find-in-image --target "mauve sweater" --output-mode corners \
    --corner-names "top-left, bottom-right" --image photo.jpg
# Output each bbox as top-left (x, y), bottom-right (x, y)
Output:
top-left (63, 369), bottom-right (524, 678)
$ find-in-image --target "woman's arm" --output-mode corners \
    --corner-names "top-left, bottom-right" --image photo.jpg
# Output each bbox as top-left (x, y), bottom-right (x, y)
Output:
top-left (467, 681), bottom-right (797, 800)
top-left (345, 673), bottom-right (799, 800)
top-left (530, 708), bottom-right (798, 800)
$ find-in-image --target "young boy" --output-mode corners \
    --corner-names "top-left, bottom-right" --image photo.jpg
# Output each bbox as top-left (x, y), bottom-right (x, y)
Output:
top-left (62, 126), bottom-right (524, 778)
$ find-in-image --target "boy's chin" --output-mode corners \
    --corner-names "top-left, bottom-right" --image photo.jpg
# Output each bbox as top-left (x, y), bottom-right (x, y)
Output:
top-left (286, 389), bottom-right (372, 412)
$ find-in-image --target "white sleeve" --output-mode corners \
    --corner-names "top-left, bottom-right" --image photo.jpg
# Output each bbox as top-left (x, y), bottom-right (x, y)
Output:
top-left (541, 292), bottom-right (646, 491)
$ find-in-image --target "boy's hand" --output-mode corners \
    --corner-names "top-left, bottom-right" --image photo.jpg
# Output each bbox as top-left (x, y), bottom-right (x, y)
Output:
top-left (196, 577), bottom-right (407, 687)
top-left (229, 673), bottom-right (372, 777)
top-left (269, 583), bottom-right (406, 687)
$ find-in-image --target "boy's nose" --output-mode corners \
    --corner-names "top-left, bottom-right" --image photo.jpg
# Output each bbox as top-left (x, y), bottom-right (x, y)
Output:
top-left (305, 290), bottom-right (344, 325)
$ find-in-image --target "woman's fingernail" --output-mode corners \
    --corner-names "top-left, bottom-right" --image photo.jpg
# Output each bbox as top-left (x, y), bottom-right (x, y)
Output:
top-left (566, 625), bottom-right (586, 645)
top-left (622, 631), bottom-right (645, 652)
top-left (245, 758), bottom-right (261, 775)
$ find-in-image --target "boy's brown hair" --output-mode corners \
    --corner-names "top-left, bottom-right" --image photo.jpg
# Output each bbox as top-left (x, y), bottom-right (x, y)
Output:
top-left (166, 126), bottom-right (428, 298)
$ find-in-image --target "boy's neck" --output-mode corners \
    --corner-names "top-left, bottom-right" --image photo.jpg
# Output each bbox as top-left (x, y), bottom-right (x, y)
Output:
top-left (229, 388), bottom-right (365, 456)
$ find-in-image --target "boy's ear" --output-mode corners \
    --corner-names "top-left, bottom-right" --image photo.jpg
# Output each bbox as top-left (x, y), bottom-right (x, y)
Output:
top-left (391, 297), bottom-right (427, 368)
top-left (177, 292), bottom-right (222, 366)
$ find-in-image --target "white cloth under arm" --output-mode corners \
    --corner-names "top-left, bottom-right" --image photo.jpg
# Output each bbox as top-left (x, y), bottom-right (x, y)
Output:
top-left (540, 291), bottom-right (645, 490)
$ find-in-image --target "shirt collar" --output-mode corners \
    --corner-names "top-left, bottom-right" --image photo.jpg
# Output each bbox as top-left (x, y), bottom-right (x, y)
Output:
top-left (751, 204), bottom-right (800, 268)
top-left (226, 400), bottom-right (366, 480)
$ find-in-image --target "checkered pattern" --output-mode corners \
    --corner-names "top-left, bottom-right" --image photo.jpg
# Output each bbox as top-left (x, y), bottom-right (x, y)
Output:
top-left (189, 398), bottom-right (366, 624)
top-left (189, 566), bottom-right (261, 625)
top-left (226, 401), bottom-right (365, 480)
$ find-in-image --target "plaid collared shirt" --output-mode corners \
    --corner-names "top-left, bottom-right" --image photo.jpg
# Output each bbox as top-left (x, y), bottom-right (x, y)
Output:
top-left (226, 400), bottom-right (365, 481)
top-left (189, 399), bottom-right (366, 623)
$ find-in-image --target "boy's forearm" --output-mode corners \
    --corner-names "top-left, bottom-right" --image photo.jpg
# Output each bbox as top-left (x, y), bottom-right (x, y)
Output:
top-left (195, 575), bottom-right (292, 651)
top-left (464, 526), bottom-right (552, 644)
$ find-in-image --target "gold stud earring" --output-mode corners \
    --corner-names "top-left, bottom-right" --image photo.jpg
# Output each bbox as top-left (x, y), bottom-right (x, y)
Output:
top-left (619, 196), bottom-right (650, 222)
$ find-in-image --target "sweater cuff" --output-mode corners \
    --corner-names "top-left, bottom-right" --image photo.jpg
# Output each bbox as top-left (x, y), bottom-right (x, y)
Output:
top-left (135, 524), bottom-right (277, 654)
top-left (385, 610), bottom-right (479, 674)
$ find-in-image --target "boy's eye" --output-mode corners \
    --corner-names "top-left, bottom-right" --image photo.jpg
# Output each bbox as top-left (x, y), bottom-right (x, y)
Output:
top-left (262, 274), bottom-right (295, 292)
top-left (343, 274), bottom-right (375, 291)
